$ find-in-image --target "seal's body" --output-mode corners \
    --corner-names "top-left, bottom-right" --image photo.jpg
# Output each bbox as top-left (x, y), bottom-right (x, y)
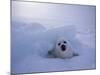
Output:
top-left (48, 37), bottom-right (78, 59)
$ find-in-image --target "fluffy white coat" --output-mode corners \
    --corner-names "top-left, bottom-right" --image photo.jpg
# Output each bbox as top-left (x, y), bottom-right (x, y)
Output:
top-left (48, 37), bottom-right (76, 58)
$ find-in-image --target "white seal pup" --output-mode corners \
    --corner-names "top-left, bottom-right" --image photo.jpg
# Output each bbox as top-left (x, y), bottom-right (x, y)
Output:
top-left (48, 37), bottom-right (78, 59)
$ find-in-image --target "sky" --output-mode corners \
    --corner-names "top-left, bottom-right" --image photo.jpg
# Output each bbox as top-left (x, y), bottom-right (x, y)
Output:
top-left (12, 0), bottom-right (96, 31)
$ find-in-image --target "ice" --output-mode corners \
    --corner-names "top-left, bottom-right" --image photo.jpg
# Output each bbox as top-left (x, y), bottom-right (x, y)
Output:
top-left (11, 20), bottom-right (96, 74)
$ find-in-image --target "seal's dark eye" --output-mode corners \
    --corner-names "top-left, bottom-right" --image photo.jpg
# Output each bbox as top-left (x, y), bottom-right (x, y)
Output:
top-left (58, 43), bottom-right (61, 45)
top-left (63, 41), bottom-right (67, 43)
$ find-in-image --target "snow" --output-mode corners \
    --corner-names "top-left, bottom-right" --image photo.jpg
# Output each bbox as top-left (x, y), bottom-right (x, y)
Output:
top-left (11, 20), bottom-right (96, 74)
top-left (11, 1), bottom-right (96, 74)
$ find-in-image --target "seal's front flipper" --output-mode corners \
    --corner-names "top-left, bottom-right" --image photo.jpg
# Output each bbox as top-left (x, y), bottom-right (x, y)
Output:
top-left (48, 50), bottom-right (53, 55)
top-left (73, 53), bottom-right (79, 56)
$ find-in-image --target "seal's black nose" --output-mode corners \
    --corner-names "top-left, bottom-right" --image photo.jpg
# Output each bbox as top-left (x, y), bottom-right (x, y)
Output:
top-left (61, 45), bottom-right (66, 51)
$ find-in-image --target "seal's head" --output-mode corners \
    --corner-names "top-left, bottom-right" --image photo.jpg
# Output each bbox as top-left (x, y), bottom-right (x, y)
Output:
top-left (56, 37), bottom-right (68, 52)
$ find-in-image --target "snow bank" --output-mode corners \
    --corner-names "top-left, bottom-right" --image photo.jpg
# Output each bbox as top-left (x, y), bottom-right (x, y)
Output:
top-left (11, 20), bottom-right (96, 74)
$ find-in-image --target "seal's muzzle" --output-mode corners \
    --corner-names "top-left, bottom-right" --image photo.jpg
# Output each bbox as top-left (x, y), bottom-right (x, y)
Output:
top-left (61, 45), bottom-right (66, 51)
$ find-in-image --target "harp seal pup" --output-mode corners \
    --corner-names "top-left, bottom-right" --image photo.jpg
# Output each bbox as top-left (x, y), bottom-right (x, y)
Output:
top-left (48, 37), bottom-right (78, 59)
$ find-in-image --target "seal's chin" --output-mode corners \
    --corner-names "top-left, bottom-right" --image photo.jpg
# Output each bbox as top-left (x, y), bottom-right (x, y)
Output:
top-left (61, 45), bottom-right (66, 51)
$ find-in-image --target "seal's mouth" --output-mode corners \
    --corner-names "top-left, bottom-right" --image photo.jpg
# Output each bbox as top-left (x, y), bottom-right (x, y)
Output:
top-left (61, 45), bottom-right (66, 51)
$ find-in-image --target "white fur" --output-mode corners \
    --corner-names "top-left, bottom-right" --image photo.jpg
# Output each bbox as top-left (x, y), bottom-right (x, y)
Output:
top-left (51, 37), bottom-right (74, 58)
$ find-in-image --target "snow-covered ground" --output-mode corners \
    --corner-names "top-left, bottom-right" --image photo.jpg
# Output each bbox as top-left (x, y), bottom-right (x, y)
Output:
top-left (11, 1), bottom-right (96, 74)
